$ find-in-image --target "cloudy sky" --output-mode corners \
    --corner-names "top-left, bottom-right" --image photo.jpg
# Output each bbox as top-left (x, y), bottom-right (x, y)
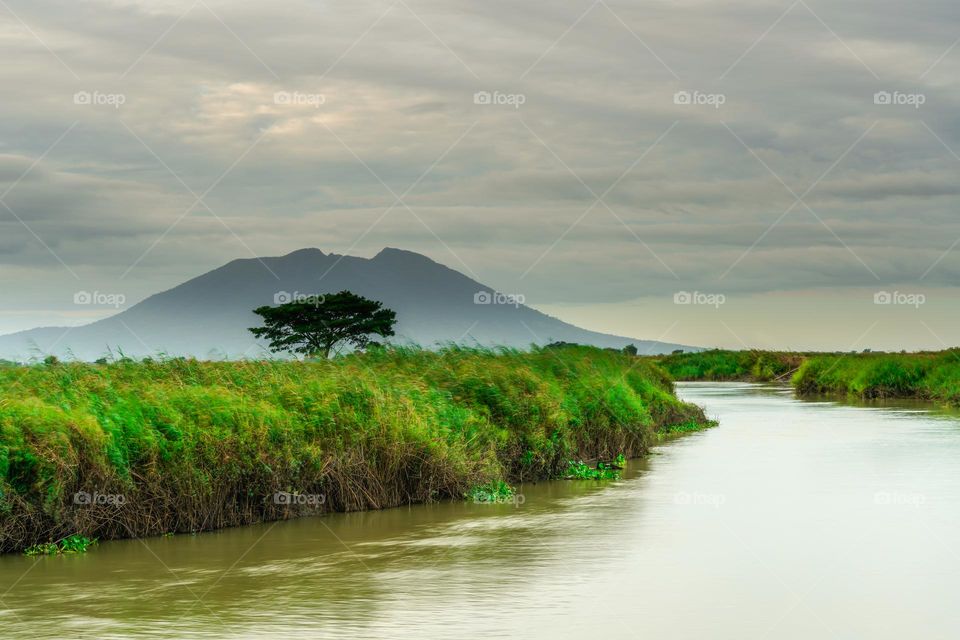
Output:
top-left (1, 0), bottom-right (959, 350)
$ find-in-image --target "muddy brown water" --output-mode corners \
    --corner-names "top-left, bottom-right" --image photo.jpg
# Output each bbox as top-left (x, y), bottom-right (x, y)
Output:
top-left (2, 382), bottom-right (960, 638)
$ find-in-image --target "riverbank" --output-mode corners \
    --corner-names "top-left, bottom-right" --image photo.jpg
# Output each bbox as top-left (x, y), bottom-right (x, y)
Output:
top-left (655, 349), bottom-right (960, 405)
top-left (655, 350), bottom-right (806, 382)
top-left (792, 351), bottom-right (960, 403)
top-left (0, 346), bottom-right (709, 554)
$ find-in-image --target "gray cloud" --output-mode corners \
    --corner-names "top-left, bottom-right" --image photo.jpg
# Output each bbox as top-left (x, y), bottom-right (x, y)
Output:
top-left (0, 0), bottom-right (959, 346)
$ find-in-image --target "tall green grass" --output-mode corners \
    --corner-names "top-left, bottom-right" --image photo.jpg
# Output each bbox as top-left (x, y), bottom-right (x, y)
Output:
top-left (654, 350), bottom-right (805, 382)
top-left (656, 349), bottom-right (960, 406)
top-left (0, 345), bottom-right (707, 553)
top-left (793, 351), bottom-right (960, 403)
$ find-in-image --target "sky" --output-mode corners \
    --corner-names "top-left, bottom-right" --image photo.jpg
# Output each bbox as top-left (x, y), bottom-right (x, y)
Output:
top-left (1, 0), bottom-right (959, 350)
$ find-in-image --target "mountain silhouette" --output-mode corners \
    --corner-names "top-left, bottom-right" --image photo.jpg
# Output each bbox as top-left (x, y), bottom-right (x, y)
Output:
top-left (0, 248), bottom-right (693, 360)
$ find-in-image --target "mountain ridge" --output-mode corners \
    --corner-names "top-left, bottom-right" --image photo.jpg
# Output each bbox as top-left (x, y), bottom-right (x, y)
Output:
top-left (0, 248), bottom-right (696, 360)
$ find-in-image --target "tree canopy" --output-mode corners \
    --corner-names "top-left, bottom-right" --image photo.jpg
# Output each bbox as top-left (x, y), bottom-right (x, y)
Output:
top-left (249, 291), bottom-right (397, 359)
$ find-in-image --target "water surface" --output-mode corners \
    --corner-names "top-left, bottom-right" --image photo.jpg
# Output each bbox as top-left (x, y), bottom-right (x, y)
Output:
top-left (3, 383), bottom-right (960, 638)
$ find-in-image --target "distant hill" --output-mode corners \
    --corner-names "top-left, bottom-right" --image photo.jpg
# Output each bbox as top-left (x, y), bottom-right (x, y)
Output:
top-left (0, 248), bottom-right (695, 360)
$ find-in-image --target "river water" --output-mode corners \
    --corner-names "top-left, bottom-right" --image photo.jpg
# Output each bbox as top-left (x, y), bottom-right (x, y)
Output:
top-left (3, 383), bottom-right (960, 639)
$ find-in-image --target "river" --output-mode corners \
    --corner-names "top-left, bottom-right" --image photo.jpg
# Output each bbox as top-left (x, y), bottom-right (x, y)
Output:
top-left (2, 383), bottom-right (960, 638)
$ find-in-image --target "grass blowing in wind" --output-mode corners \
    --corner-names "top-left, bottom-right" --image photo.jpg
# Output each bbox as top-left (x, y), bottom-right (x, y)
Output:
top-left (0, 345), bottom-right (710, 554)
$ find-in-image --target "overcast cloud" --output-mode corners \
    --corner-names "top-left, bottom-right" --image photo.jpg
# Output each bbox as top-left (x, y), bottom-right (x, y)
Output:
top-left (1, 0), bottom-right (959, 349)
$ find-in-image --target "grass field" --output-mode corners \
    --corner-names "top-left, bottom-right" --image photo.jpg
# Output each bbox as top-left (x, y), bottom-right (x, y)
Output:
top-left (654, 350), bottom-right (805, 382)
top-left (0, 345), bottom-right (709, 553)
top-left (793, 351), bottom-right (960, 403)
top-left (655, 348), bottom-right (960, 405)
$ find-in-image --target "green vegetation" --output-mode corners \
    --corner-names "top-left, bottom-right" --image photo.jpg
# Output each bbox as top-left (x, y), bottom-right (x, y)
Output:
top-left (657, 349), bottom-right (960, 406)
top-left (794, 351), bottom-right (960, 404)
top-left (23, 535), bottom-right (97, 556)
top-left (0, 345), bottom-right (708, 553)
top-left (250, 290), bottom-right (397, 358)
top-left (565, 453), bottom-right (627, 480)
top-left (659, 419), bottom-right (718, 437)
top-left (655, 349), bottom-right (805, 381)
top-left (466, 481), bottom-right (515, 503)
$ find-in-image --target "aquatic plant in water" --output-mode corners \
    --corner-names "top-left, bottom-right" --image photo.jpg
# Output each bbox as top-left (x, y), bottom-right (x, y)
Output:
top-left (23, 535), bottom-right (97, 556)
top-left (466, 481), bottom-right (515, 503)
top-left (566, 457), bottom-right (623, 480)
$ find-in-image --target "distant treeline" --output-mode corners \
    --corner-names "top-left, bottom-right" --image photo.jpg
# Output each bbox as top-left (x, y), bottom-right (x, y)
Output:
top-left (0, 345), bottom-right (709, 553)
top-left (655, 349), bottom-right (960, 405)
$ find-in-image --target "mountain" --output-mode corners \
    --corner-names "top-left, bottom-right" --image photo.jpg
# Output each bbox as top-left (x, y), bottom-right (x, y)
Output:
top-left (0, 248), bottom-right (694, 360)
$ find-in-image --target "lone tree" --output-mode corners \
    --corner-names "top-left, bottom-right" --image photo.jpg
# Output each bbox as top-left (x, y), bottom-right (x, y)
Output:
top-left (249, 290), bottom-right (397, 359)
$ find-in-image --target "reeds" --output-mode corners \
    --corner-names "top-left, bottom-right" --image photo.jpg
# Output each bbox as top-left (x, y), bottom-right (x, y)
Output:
top-left (0, 345), bottom-right (707, 553)
top-left (793, 350), bottom-right (960, 403)
top-left (655, 350), bottom-right (807, 381)
top-left (655, 348), bottom-right (960, 405)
